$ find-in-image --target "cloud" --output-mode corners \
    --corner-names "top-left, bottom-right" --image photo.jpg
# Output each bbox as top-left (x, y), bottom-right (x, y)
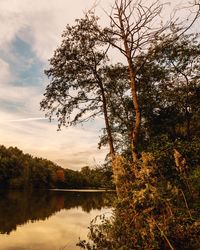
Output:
top-left (0, 0), bottom-right (110, 63)
top-left (0, 58), bottom-right (13, 85)
top-left (7, 117), bottom-right (48, 122)
top-left (55, 147), bottom-right (108, 170)
top-left (0, 107), bottom-right (107, 169)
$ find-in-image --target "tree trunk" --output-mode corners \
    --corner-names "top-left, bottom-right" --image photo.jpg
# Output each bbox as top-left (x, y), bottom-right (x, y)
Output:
top-left (94, 69), bottom-right (115, 157)
top-left (93, 60), bottom-right (120, 194)
top-left (129, 68), bottom-right (141, 161)
top-left (99, 81), bottom-right (126, 197)
top-left (100, 84), bottom-right (115, 157)
top-left (118, 12), bottom-right (141, 161)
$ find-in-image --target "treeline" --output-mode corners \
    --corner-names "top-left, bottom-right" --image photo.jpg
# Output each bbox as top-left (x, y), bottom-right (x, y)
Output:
top-left (0, 145), bottom-right (113, 189)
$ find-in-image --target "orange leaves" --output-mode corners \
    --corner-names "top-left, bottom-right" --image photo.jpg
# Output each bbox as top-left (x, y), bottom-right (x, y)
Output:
top-left (56, 169), bottom-right (65, 182)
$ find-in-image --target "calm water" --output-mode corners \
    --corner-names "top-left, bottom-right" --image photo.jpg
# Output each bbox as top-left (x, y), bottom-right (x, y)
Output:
top-left (0, 190), bottom-right (115, 250)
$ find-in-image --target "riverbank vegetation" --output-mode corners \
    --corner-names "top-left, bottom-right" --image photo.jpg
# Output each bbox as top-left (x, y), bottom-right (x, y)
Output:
top-left (0, 145), bottom-right (113, 189)
top-left (41, 0), bottom-right (200, 249)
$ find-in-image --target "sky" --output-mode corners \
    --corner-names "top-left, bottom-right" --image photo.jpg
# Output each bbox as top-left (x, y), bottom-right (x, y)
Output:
top-left (0, 0), bottom-right (198, 170)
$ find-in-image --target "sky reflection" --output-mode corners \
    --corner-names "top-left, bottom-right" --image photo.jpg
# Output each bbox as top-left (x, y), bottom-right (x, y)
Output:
top-left (0, 190), bottom-right (114, 250)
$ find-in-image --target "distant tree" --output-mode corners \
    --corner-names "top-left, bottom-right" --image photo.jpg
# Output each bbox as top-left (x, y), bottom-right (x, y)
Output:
top-left (56, 169), bottom-right (65, 183)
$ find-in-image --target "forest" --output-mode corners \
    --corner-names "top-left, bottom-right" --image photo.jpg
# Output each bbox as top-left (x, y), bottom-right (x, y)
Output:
top-left (40, 0), bottom-right (200, 249)
top-left (0, 145), bottom-right (113, 189)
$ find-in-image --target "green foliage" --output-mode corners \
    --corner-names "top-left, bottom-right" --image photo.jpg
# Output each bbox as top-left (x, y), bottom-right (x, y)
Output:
top-left (140, 33), bottom-right (200, 143)
top-left (40, 13), bottom-right (109, 129)
top-left (0, 145), bottom-right (113, 190)
top-left (80, 165), bottom-right (114, 189)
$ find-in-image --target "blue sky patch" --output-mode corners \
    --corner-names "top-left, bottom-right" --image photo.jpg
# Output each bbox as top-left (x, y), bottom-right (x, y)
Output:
top-left (1, 36), bottom-right (44, 87)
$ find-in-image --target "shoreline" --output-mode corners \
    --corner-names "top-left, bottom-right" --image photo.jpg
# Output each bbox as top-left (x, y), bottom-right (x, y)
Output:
top-left (49, 188), bottom-right (116, 192)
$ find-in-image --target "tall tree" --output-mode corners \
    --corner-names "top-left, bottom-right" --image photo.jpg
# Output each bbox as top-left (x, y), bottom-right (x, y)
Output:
top-left (101, 0), bottom-right (170, 160)
top-left (101, 0), bottom-right (200, 160)
top-left (40, 14), bottom-right (116, 157)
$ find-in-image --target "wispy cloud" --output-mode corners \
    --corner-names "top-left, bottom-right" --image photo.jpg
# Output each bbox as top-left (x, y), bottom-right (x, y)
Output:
top-left (8, 117), bottom-right (48, 122)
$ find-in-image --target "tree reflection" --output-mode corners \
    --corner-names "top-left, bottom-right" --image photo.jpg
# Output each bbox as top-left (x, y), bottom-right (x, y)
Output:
top-left (0, 190), bottom-right (115, 234)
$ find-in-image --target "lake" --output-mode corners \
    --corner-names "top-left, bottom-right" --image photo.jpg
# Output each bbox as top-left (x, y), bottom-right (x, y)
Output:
top-left (0, 190), bottom-right (115, 250)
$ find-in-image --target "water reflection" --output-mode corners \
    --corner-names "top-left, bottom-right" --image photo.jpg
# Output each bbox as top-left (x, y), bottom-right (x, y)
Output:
top-left (0, 190), bottom-right (114, 235)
